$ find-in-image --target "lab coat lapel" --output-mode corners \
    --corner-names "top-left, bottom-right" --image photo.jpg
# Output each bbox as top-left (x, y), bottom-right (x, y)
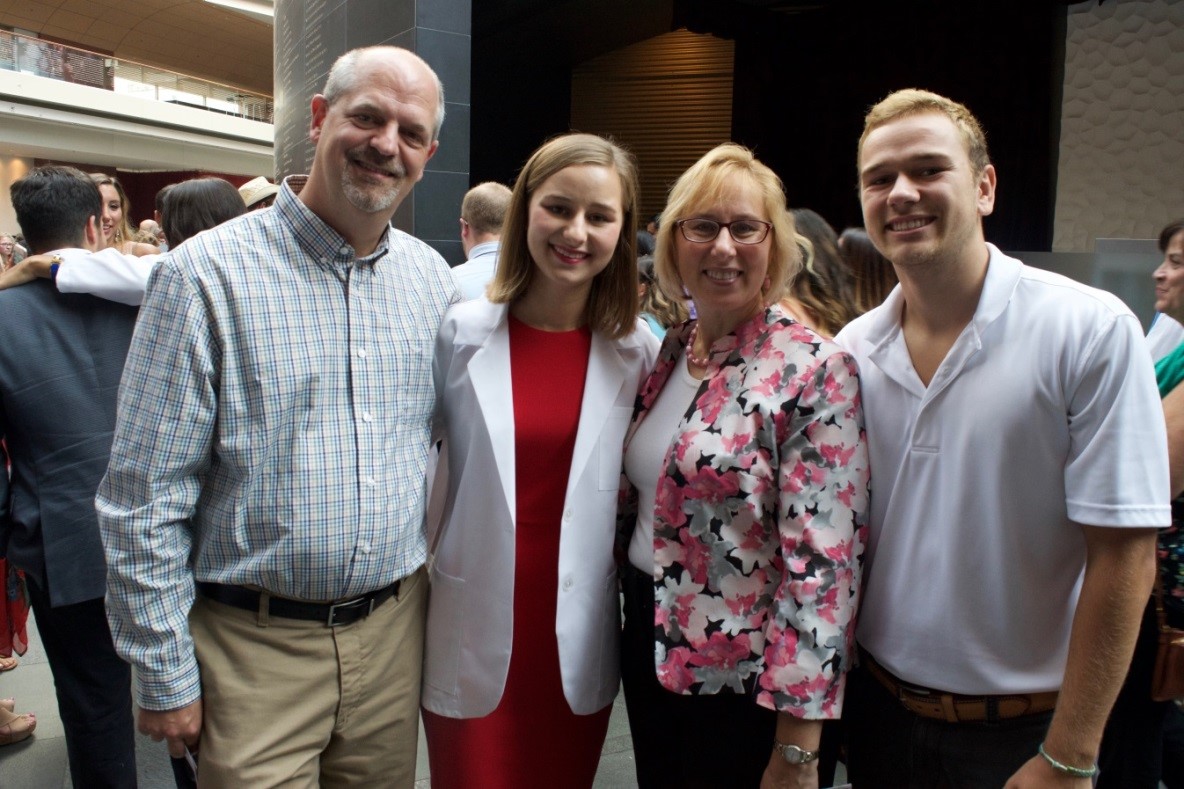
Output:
top-left (467, 307), bottom-right (516, 516)
top-left (566, 332), bottom-right (628, 503)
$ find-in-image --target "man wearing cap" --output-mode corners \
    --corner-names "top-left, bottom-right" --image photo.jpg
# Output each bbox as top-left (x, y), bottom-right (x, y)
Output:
top-left (835, 88), bottom-right (1167, 787)
top-left (97, 45), bottom-right (458, 786)
top-left (238, 175), bottom-right (280, 210)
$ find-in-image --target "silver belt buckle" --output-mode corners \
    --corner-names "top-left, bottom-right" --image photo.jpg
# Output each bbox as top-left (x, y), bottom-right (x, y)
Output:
top-left (326, 595), bottom-right (373, 627)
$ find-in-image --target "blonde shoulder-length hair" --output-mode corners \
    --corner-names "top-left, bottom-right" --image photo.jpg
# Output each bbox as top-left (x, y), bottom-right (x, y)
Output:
top-left (654, 143), bottom-right (800, 306)
top-left (486, 132), bottom-right (641, 339)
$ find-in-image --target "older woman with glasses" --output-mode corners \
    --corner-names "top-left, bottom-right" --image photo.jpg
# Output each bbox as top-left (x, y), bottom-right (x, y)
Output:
top-left (0, 235), bottom-right (18, 271)
top-left (617, 143), bottom-right (869, 789)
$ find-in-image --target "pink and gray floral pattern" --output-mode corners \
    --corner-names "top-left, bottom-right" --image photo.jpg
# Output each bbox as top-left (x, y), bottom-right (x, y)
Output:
top-left (618, 306), bottom-right (869, 717)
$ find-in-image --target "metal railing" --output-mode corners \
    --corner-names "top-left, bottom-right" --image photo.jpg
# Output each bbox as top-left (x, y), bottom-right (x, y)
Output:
top-left (0, 29), bottom-right (274, 124)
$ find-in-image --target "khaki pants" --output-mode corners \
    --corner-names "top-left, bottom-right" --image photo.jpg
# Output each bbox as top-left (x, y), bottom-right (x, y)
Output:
top-left (189, 567), bottom-right (427, 788)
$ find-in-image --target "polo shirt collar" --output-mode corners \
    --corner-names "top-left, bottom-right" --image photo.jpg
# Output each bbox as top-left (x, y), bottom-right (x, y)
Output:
top-left (864, 243), bottom-right (1022, 399)
top-left (971, 243), bottom-right (1021, 333)
top-left (863, 242), bottom-right (1020, 346)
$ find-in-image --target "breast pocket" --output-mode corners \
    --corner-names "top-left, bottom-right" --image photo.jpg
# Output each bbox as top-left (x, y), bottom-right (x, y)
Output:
top-left (598, 406), bottom-right (633, 490)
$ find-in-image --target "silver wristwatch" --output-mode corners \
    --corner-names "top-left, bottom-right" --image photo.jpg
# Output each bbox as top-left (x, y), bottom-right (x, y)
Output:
top-left (774, 741), bottom-right (820, 765)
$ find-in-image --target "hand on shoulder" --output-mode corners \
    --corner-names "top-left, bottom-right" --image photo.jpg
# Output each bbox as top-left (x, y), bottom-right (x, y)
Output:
top-left (0, 254), bottom-right (55, 290)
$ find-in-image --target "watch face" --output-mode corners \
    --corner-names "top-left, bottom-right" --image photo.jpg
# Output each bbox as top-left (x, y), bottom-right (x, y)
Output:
top-left (778, 744), bottom-right (817, 764)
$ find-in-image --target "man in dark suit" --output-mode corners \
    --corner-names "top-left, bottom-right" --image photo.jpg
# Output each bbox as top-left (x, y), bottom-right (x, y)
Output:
top-left (0, 166), bottom-right (138, 784)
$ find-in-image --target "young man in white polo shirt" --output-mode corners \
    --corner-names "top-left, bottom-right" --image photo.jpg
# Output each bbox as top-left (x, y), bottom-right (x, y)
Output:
top-left (835, 89), bottom-right (1169, 787)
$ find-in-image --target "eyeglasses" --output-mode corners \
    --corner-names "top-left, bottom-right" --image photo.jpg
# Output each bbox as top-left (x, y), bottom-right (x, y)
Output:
top-left (676, 218), bottom-right (772, 245)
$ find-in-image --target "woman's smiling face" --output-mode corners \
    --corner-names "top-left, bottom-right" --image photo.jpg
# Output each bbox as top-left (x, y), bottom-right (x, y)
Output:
top-left (1154, 229), bottom-right (1184, 322)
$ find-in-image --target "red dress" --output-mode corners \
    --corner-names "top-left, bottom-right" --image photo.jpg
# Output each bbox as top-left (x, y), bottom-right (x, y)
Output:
top-left (423, 316), bottom-right (612, 788)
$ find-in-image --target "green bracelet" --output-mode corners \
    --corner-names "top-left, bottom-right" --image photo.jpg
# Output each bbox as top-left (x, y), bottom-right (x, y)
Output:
top-left (1038, 743), bottom-right (1099, 779)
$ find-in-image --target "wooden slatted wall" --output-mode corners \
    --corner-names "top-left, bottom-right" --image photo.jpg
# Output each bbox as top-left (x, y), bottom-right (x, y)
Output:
top-left (571, 30), bottom-right (734, 222)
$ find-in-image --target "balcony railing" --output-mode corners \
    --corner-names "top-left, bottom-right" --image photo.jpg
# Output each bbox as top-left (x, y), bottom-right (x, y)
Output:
top-left (0, 29), bottom-right (274, 124)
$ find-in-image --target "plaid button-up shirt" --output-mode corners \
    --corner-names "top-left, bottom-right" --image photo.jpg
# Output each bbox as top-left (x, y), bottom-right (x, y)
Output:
top-left (98, 177), bottom-right (460, 709)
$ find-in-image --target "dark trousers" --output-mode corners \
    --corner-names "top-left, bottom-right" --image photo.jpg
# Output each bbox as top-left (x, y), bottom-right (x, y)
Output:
top-left (27, 577), bottom-right (137, 788)
top-left (1097, 599), bottom-right (1172, 788)
top-left (1164, 704), bottom-right (1184, 788)
top-left (619, 562), bottom-right (776, 789)
top-left (845, 661), bottom-right (1052, 788)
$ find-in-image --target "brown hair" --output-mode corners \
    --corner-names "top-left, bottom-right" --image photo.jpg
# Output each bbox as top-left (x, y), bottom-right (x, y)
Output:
top-left (1160, 219), bottom-right (1184, 253)
top-left (787, 208), bottom-right (860, 336)
top-left (487, 133), bottom-right (641, 339)
top-left (638, 254), bottom-right (689, 329)
top-left (858, 88), bottom-right (990, 176)
top-left (839, 227), bottom-right (898, 313)
top-left (654, 143), bottom-right (800, 306)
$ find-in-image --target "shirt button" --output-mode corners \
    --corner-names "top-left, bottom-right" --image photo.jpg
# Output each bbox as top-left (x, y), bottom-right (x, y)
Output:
top-left (357, 348), bottom-right (368, 359)
top-left (365, 476), bottom-right (377, 486)
top-left (563, 508), bottom-right (573, 521)
top-left (362, 411), bottom-right (373, 423)
top-left (562, 577), bottom-right (573, 591)
top-left (359, 541), bottom-right (372, 554)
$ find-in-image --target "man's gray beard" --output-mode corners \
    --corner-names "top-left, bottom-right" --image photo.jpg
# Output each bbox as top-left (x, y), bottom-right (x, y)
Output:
top-left (342, 175), bottom-right (402, 214)
top-left (341, 156), bottom-right (407, 213)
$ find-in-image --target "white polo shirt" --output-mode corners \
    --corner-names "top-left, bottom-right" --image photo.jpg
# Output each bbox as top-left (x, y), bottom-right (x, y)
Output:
top-left (835, 244), bottom-right (1169, 695)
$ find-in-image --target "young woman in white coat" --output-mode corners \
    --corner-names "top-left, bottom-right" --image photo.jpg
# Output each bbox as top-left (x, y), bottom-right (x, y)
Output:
top-left (421, 133), bottom-right (659, 787)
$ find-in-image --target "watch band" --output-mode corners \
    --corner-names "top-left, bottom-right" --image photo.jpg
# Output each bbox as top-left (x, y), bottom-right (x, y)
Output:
top-left (49, 254), bottom-right (63, 283)
top-left (773, 740), bottom-right (820, 765)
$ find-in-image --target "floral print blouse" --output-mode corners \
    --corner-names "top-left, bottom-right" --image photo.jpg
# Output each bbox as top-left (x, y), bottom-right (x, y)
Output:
top-left (618, 306), bottom-right (870, 717)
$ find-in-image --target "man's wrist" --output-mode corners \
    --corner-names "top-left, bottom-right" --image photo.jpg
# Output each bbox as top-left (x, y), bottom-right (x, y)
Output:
top-left (1038, 742), bottom-right (1099, 778)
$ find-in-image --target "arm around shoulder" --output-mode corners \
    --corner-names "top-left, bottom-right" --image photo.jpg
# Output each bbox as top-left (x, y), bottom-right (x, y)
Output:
top-left (56, 248), bottom-right (159, 305)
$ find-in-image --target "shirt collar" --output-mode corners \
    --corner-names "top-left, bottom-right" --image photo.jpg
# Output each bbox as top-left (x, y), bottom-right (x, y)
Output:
top-left (467, 240), bottom-right (499, 259)
top-left (861, 242), bottom-right (1020, 345)
top-left (275, 175), bottom-right (391, 269)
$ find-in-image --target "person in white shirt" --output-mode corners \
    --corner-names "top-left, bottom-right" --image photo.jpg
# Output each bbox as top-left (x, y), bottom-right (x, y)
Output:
top-left (0, 177), bottom-right (246, 304)
top-left (450, 181), bottom-right (511, 299)
top-left (835, 88), bottom-right (1168, 788)
top-left (1148, 313), bottom-right (1184, 361)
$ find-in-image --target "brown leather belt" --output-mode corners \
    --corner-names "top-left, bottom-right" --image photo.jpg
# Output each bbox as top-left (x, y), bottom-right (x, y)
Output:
top-left (862, 649), bottom-right (1058, 723)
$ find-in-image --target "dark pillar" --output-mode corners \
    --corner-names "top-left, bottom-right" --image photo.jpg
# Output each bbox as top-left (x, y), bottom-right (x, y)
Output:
top-left (273, 0), bottom-right (471, 264)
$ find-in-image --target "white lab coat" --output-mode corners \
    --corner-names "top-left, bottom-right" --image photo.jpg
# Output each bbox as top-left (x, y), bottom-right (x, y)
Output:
top-left (422, 298), bottom-right (658, 717)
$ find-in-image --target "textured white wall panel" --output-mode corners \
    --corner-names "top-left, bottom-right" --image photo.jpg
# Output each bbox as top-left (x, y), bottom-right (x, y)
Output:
top-left (1055, 0), bottom-right (1184, 251)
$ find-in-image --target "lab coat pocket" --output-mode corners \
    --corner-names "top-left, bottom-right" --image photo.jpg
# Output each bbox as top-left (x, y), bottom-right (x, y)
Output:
top-left (424, 569), bottom-right (465, 695)
top-left (598, 407), bottom-right (633, 490)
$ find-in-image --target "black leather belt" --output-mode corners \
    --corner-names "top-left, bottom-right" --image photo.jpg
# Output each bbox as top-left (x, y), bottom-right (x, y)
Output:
top-left (197, 579), bottom-right (401, 627)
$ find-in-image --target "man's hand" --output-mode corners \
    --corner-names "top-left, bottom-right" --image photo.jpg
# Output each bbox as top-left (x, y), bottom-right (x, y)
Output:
top-left (138, 698), bottom-right (203, 758)
top-left (0, 255), bottom-right (54, 290)
top-left (1004, 753), bottom-right (1092, 788)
